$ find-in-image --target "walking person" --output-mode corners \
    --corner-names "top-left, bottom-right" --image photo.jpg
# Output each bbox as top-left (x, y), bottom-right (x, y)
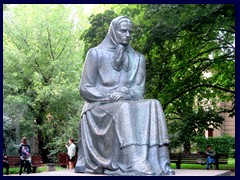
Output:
top-left (18, 137), bottom-right (31, 175)
top-left (3, 153), bottom-right (10, 175)
top-left (65, 138), bottom-right (76, 169)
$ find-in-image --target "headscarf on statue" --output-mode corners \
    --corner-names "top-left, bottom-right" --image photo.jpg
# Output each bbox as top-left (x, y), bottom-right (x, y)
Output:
top-left (98, 16), bottom-right (133, 72)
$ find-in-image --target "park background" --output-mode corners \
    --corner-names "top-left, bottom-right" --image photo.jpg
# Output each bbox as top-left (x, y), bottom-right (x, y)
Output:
top-left (3, 4), bottom-right (235, 173)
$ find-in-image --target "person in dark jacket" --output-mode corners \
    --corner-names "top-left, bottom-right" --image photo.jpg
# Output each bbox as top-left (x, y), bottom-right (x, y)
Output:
top-left (18, 137), bottom-right (31, 175)
top-left (3, 153), bottom-right (9, 175)
top-left (205, 145), bottom-right (216, 169)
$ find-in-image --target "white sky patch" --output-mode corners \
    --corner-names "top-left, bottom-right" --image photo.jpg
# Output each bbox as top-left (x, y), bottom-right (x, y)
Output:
top-left (208, 54), bottom-right (214, 60)
top-left (203, 71), bottom-right (213, 78)
top-left (82, 4), bottom-right (99, 14)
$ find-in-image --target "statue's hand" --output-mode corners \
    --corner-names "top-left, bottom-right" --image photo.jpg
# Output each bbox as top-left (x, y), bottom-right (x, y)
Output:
top-left (116, 86), bottom-right (130, 94)
top-left (116, 44), bottom-right (125, 53)
top-left (110, 92), bottom-right (122, 102)
top-left (110, 91), bottom-right (126, 102)
top-left (112, 44), bottom-right (127, 71)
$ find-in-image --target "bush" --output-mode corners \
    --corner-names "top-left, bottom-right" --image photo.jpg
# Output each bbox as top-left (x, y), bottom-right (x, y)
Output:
top-left (194, 135), bottom-right (235, 154)
top-left (3, 165), bottom-right (65, 175)
top-left (228, 149), bottom-right (235, 158)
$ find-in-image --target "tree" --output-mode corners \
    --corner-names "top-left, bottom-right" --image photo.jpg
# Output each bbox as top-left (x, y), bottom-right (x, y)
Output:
top-left (140, 4), bottom-right (235, 152)
top-left (80, 4), bottom-right (235, 153)
top-left (3, 4), bottom-right (87, 161)
top-left (3, 115), bottom-right (19, 154)
top-left (168, 104), bottom-right (225, 153)
top-left (145, 4), bottom-right (233, 113)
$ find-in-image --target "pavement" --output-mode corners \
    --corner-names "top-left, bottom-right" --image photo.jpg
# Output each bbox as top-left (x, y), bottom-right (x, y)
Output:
top-left (3, 169), bottom-right (233, 176)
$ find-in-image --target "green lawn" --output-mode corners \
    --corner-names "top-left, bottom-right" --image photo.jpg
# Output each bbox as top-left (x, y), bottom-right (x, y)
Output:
top-left (171, 158), bottom-right (235, 170)
top-left (3, 164), bottom-right (66, 175)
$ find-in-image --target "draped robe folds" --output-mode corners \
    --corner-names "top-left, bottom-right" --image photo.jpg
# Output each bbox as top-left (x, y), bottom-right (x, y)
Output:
top-left (75, 16), bottom-right (173, 176)
top-left (75, 41), bottom-right (170, 175)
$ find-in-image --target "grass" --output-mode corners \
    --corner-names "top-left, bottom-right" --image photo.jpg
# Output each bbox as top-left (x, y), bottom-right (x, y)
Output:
top-left (3, 164), bottom-right (67, 175)
top-left (3, 158), bottom-right (235, 175)
top-left (171, 158), bottom-right (235, 171)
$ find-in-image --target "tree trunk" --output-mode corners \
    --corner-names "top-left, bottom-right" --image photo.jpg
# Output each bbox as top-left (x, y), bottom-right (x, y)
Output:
top-left (37, 129), bottom-right (50, 163)
top-left (183, 141), bottom-right (191, 154)
top-left (35, 102), bottom-right (50, 163)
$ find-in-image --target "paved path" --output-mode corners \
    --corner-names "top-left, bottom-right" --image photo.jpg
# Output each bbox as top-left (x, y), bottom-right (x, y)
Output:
top-left (4, 169), bottom-right (104, 176)
top-left (4, 169), bottom-right (232, 176)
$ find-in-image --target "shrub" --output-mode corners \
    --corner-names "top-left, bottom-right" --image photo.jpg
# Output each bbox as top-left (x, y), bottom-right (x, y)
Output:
top-left (194, 135), bottom-right (235, 154)
top-left (228, 149), bottom-right (235, 158)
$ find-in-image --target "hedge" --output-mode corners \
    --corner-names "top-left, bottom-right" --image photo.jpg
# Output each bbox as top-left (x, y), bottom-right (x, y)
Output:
top-left (194, 135), bottom-right (235, 156)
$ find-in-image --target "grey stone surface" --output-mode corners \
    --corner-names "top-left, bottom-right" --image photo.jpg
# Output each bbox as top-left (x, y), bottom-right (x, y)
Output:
top-left (75, 16), bottom-right (174, 176)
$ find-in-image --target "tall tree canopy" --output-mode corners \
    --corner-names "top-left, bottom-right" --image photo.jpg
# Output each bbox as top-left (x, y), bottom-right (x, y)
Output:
top-left (3, 4), bottom-right (235, 157)
top-left (81, 4), bottom-right (235, 152)
top-left (3, 4), bottom-right (87, 161)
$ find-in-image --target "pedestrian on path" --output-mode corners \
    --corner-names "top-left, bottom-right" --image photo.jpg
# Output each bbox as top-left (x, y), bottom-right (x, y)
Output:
top-left (18, 137), bottom-right (31, 175)
top-left (65, 138), bottom-right (76, 169)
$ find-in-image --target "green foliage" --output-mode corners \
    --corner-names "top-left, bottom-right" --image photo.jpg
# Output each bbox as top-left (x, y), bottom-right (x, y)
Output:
top-left (81, 4), bottom-right (235, 111)
top-left (194, 135), bottom-right (235, 154)
top-left (81, 10), bottom-right (118, 58)
top-left (141, 4), bottom-right (235, 110)
top-left (3, 116), bottom-right (19, 154)
top-left (228, 148), bottom-right (235, 158)
top-left (3, 116), bottom-right (12, 145)
top-left (3, 164), bottom-right (66, 174)
top-left (41, 110), bottom-right (82, 162)
top-left (168, 106), bottom-right (225, 152)
top-left (171, 158), bottom-right (235, 170)
top-left (4, 4), bottom-right (235, 161)
top-left (80, 4), bottom-right (235, 153)
top-left (3, 5), bottom-right (87, 161)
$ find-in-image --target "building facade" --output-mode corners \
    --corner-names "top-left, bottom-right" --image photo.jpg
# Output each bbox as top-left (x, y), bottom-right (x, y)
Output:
top-left (206, 102), bottom-right (235, 138)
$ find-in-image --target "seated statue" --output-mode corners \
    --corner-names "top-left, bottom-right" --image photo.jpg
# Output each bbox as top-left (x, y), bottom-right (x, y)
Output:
top-left (75, 16), bottom-right (175, 176)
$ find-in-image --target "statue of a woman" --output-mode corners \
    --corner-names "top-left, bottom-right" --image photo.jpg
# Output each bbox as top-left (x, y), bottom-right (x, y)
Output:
top-left (75, 16), bottom-right (175, 176)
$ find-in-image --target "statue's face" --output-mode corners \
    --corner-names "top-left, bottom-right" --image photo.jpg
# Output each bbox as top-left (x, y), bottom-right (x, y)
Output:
top-left (115, 21), bottom-right (133, 46)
